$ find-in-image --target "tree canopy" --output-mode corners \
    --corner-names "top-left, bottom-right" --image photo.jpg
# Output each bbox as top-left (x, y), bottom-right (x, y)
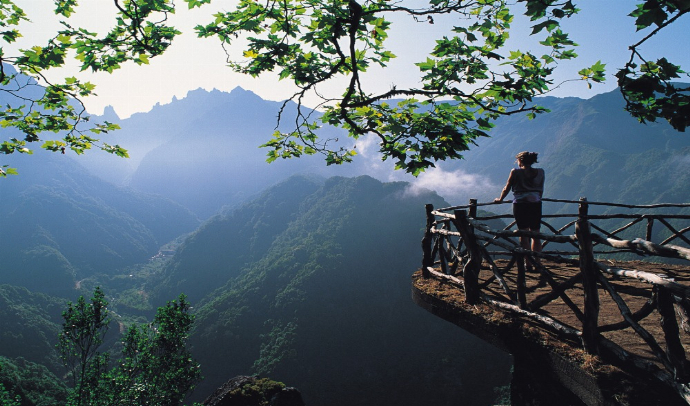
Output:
top-left (58, 288), bottom-right (201, 406)
top-left (1, 0), bottom-right (688, 175)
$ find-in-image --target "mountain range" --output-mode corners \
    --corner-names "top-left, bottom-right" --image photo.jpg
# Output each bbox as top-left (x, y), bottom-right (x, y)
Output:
top-left (74, 85), bottom-right (690, 220)
top-left (0, 151), bottom-right (200, 297)
top-left (0, 81), bottom-right (689, 405)
top-left (80, 87), bottom-right (360, 218)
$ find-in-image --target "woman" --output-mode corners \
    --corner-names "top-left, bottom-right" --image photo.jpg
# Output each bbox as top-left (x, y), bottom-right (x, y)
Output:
top-left (494, 151), bottom-right (545, 269)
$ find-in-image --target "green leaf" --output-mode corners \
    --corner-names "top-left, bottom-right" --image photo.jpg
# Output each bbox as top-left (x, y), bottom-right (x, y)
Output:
top-left (531, 19), bottom-right (559, 35)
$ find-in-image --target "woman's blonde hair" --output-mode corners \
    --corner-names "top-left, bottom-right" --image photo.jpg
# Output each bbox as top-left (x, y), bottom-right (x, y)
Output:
top-left (516, 151), bottom-right (539, 166)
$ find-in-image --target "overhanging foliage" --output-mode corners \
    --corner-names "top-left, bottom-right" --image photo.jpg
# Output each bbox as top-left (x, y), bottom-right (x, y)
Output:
top-left (1, 0), bottom-right (688, 176)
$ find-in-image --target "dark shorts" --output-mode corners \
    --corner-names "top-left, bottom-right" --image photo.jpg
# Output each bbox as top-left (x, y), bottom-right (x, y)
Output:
top-left (513, 202), bottom-right (542, 230)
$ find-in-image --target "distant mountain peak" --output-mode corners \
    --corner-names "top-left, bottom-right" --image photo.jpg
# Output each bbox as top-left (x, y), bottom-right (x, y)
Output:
top-left (229, 86), bottom-right (252, 95)
top-left (228, 86), bottom-right (265, 102)
top-left (98, 105), bottom-right (120, 123)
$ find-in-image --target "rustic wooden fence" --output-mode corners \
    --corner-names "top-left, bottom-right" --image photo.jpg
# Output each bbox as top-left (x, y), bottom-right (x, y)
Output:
top-left (421, 197), bottom-right (690, 402)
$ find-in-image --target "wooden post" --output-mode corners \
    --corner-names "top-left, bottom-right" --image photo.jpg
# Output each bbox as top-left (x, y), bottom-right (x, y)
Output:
top-left (676, 299), bottom-right (690, 335)
top-left (469, 198), bottom-right (478, 245)
top-left (516, 253), bottom-right (527, 309)
top-left (421, 204), bottom-right (434, 278)
top-left (453, 210), bottom-right (481, 304)
top-left (646, 217), bottom-right (654, 241)
top-left (439, 238), bottom-right (449, 275)
top-left (469, 198), bottom-right (478, 219)
top-left (657, 286), bottom-right (689, 381)
top-left (576, 197), bottom-right (600, 354)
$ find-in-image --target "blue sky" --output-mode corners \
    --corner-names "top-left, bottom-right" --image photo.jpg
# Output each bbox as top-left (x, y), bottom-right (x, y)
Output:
top-left (12, 0), bottom-right (690, 118)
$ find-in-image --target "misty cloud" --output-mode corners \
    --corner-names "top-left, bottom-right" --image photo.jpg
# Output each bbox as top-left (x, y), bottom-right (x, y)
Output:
top-left (404, 167), bottom-right (497, 203)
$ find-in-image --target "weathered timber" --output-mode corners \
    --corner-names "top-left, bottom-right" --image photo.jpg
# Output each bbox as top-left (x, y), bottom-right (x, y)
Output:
top-left (597, 337), bottom-right (690, 404)
top-left (438, 237), bottom-right (449, 275)
top-left (430, 235), bottom-right (440, 268)
top-left (539, 218), bottom-right (577, 250)
top-left (468, 198), bottom-right (477, 219)
top-left (437, 198), bottom-right (690, 212)
top-left (516, 255), bottom-right (527, 309)
top-left (453, 210), bottom-right (481, 304)
top-left (471, 220), bottom-right (577, 245)
top-left (478, 247), bottom-right (514, 300)
top-left (590, 221), bottom-right (625, 243)
top-left (597, 273), bottom-right (674, 374)
top-left (541, 199), bottom-right (690, 209)
top-left (591, 234), bottom-right (690, 262)
top-left (475, 212), bottom-right (690, 222)
top-left (601, 216), bottom-right (646, 240)
top-left (528, 272), bottom-right (584, 321)
top-left (657, 286), bottom-right (690, 382)
top-left (576, 198), bottom-right (600, 354)
top-left (422, 195), bottom-right (690, 402)
top-left (421, 204), bottom-right (435, 277)
top-left (480, 294), bottom-right (582, 338)
top-left (657, 217), bottom-right (690, 248)
top-left (677, 299), bottom-right (690, 335)
top-left (599, 298), bottom-right (656, 332)
top-left (595, 263), bottom-right (690, 299)
top-left (442, 235), bottom-right (457, 274)
top-left (425, 267), bottom-right (463, 288)
top-left (632, 238), bottom-right (690, 261)
top-left (648, 217), bottom-right (655, 242)
top-left (431, 228), bottom-right (461, 238)
top-left (526, 262), bottom-right (585, 323)
top-left (586, 214), bottom-right (690, 220)
top-left (414, 271), bottom-right (690, 405)
top-left (431, 210), bottom-right (455, 220)
top-left (663, 225), bottom-right (690, 246)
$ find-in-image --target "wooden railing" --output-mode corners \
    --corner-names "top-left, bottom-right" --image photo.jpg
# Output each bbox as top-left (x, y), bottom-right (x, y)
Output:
top-left (421, 198), bottom-right (690, 402)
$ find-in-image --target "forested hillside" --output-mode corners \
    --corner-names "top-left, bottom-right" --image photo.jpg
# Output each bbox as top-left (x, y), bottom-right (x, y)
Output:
top-left (160, 175), bottom-right (512, 406)
top-left (0, 152), bottom-right (199, 297)
top-left (0, 285), bottom-right (63, 371)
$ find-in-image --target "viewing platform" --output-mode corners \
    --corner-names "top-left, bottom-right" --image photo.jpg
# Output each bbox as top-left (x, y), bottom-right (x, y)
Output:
top-left (413, 198), bottom-right (690, 405)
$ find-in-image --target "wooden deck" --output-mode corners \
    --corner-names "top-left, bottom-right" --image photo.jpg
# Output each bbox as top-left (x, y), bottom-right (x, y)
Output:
top-left (412, 259), bottom-right (690, 405)
top-left (483, 259), bottom-right (690, 365)
top-left (419, 199), bottom-right (690, 404)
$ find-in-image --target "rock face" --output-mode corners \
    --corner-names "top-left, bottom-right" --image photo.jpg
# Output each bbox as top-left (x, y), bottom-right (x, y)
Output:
top-left (203, 376), bottom-right (305, 406)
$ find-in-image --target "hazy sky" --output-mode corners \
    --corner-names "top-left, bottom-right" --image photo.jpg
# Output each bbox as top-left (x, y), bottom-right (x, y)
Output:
top-left (11, 0), bottom-right (690, 119)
